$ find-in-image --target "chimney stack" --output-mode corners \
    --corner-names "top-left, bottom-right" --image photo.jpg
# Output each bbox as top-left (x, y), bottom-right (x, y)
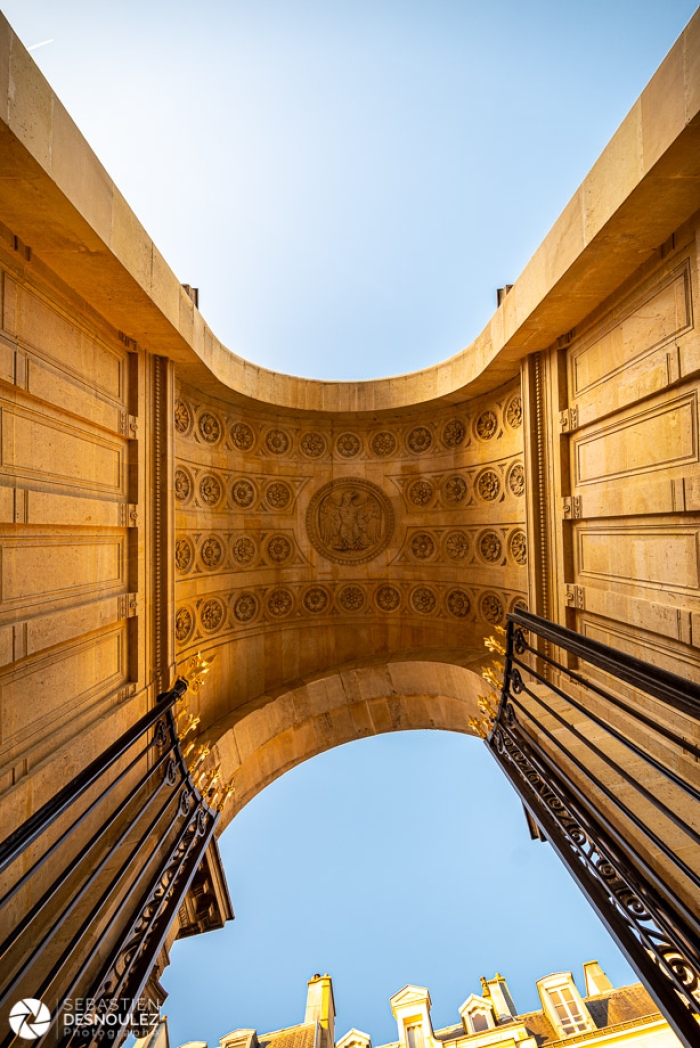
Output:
top-left (305, 974), bottom-right (335, 1048)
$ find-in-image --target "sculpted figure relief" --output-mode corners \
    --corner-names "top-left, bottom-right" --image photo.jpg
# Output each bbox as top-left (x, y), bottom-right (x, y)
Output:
top-left (306, 478), bottom-right (394, 565)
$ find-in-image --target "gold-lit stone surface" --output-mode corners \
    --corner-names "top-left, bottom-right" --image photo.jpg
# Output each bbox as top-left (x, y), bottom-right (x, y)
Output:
top-left (0, 7), bottom-right (699, 989)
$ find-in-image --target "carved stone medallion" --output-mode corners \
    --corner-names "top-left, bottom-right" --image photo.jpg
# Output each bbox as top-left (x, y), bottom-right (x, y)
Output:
top-left (306, 478), bottom-right (394, 566)
top-left (336, 432), bottom-right (361, 458)
top-left (301, 432), bottom-right (326, 458)
top-left (175, 538), bottom-right (193, 573)
top-left (175, 606), bottom-right (194, 642)
top-left (447, 589), bottom-right (471, 618)
top-left (407, 426), bottom-right (432, 453)
top-left (201, 537), bottom-right (223, 568)
top-left (505, 395), bottom-right (522, 428)
top-left (232, 536), bottom-right (256, 566)
top-left (510, 530), bottom-right (528, 565)
top-left (174, 400), bottom-right (191, 434)
top-left (443, 475), bottom-right (467, 504)
top-left (442, 418), bottom-right (466, 448)
top-left (231, 422), bottom-right (255, 450)
top-left (267, 535), bottom-right (292, 563)
top-left (234, 593), bottom-right (258, 622)
top-left (375, 584), bottom-right (401, 611)
top-left (371, 431), bottom-right (397, 457)
top-left (508, 463), bottom-right (525, 497)
top-left (199, 474), bottom-right (222, 505)
top-left (303, 587), bottom-right (330, 613)
top-left (199, 412), bottom-right (221, 444)
top-left (200, 598), bottom-right (224, 631)
top-left (231, 479), bottom-right (256, 508)
top-left (266, 429), bottom-right (290, 455)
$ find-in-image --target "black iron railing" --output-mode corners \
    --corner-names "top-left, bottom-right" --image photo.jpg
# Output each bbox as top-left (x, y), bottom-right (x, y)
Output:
top-left (487, 609), bottom-right (700, 1048)
top-left (0, 680), bottom-right (219, 1048)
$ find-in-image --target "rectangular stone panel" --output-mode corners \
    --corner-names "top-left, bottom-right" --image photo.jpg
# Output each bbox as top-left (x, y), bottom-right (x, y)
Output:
top-left (570, 260), bottom-right (692, 396)
top-left (0, 626), bottom-right (126, 746)
top-left (0, 534), bottom-right (125, 610)
top-left (582, 618), bottom-right (700, 683)
top-left (574, 394), bottom-right (697, 485)
top-left (26, 358), bottom-right (124, 432)
top-left (0, 404), bottom-right (125, 496)
top-left (13, 282), bottom-right (124, 401)
top-left (577, 526), bottom-right (700, 591)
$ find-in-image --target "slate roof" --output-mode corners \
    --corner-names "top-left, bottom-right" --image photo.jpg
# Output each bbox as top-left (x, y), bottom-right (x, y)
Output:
top-left (426, 984), bottom-right (661, 1048)
top-left (258, 1022), bottom-right (317, 1048)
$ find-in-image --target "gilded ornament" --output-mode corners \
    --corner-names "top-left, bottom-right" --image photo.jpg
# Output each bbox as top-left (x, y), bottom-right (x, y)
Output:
top-left (175, 606), bottom-right (194, 643)
top-left (200, 599), bottom-right (224, 631)
top-left (232, 536), bottom-right (256, 566)
top-left (201, 537), bottom-right (223, 568)
top-left (198, 412), bottom-right (221, 444)
top-left (266, 429), bottom-right (290, 454)
top-left (410, 532), bottom-right (435, 560)
top-left (174, 400), bottom-right (191, 434)
top-left (375, 585), bottom-right (401, 611)
top-left (267, 588), bottom-right (293, 616)
top-left (443, 475), bottom-right (467, 504)
top-left (300, 432), bottom-right (327, 458)
top-left (336, 432), bottom-right (361, 458)
top-left (442, 418), bottom-right (466, 448)
top-left (233, 593), bottom-right (258, 623)
top-left (199, 474), bottom-right (222, 505)
top-left (175, 538), bottom-right (193, 573)
top-left (478, 531), bottom-right (503, 563)
top-left (407, 426), bottom-right (432, 453)
top-left (505, 395), bottom-right (523, 428)
top-left (445, 531), bottom-right (470, 560)
top-left (174, 468), bottom-right (192, 502)
top-left (370, 431), bottom-right (397, 457)
top-left (303, 587), bottom-right (330, 613)
top-left (180, 651), bottom-right (216, 692)
top-left (267, 535), bottom-right (292, 563)
top-left (476, 469), bottom-right (501, 502)
top-left (306, 477), bottom-right (394, 566)
top-left (231, 479), bottom-right (256, 508)
top-left (338, 585), bottom-right (366, 611)
top-left (408, 479), bottom-right (434, 506)
top-left (265, 481), bottom-right (292, 509)
top-left (508, 463), bottom-right (525, 497)
top-left (230, 422), bottom-right (255, 451)
top-left (480, 593), bottom-right (504, 624)
top-left (510, 530), bottom-right (527, 565)
top-left (475, 410), bottom-right (498, 440)
top-left (411, 586), bottom-right (437, 614)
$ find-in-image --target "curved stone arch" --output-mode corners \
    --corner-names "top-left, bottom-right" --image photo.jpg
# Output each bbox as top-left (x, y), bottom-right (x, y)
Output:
top-left (208, 659), bottom-right (487, 835)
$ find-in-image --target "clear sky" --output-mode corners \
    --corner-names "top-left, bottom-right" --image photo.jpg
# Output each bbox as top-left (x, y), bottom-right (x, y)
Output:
top-left (2, 1), bottom-right (697, 1045)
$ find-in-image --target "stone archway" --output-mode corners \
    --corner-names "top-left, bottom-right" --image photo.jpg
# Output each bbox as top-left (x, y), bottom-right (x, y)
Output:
top-left (207, 657), bottom-right (487, 832)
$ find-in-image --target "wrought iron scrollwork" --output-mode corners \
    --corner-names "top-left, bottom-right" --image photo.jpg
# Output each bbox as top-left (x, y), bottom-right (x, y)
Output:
top-left (488, 609), bottom-right (700, 1048)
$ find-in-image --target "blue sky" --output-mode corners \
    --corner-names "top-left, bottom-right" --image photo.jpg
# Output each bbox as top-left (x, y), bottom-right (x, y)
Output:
top-left (2, 1), bottom-right (697, 1044)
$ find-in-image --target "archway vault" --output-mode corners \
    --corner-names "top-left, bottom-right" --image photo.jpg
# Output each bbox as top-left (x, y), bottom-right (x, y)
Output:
top-left (208, 656), bottom-right (487, 833)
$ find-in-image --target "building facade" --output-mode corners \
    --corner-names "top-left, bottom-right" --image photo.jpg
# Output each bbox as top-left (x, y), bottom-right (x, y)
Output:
top-left (173, 968), bottom-right (682, 1048)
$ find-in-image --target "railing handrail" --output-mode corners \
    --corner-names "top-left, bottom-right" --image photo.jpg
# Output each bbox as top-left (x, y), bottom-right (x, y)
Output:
top-left (508, 608), bottom-right (700, 717)
top-left (0, 679), bottom-right (187, 876)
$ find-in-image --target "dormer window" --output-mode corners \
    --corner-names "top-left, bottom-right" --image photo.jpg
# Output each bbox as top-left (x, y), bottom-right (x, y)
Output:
top-left (405, 1022), bottom-right (425, 1048)
top-left (468, 1012), bottom-right (489, 1034)
top-left (458, 995), bottom-right (495, 1035)
top-left (547, 986), bottom-right (588, 1034)
top-left (537, 973), bottom-right (594, 1038)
